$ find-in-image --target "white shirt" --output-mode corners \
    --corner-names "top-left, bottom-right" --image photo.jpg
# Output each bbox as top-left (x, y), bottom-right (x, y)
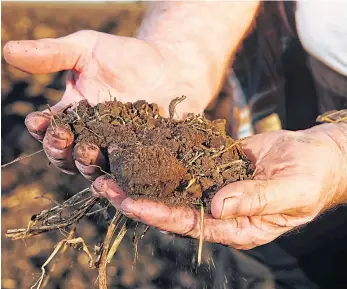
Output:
top-left (296, 1), bottom-right (347, 76)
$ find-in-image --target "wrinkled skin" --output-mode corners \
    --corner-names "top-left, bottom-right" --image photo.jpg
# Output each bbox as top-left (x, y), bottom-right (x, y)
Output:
top-left (4, 30), bottom-right (347, 249)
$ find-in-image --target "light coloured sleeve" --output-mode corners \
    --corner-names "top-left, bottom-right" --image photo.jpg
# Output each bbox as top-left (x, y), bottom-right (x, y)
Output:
top-left (295, 1), bottom-right (347, 77)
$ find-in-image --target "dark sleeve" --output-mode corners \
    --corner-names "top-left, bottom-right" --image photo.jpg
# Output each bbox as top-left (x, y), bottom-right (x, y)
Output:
top-left (277, 1), bottom-right (297, 37)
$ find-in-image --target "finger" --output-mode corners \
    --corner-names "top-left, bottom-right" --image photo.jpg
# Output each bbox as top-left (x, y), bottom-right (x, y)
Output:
top-left (74, 143), bottom-right (106, 181)
top-left (211, 177), bottom-right (314, 219)
top-left (121, 198), bottom-right (200, 236)
top-left (91, 176), bottom-right (127, 209)
top-left (30, 79), bottom-right (84, 174)
top-left (120, 198), bottom-right (288, 249)
top-left (120, 198), bottom-right (238, 245)
top-left (211, 179), bottom-right (281, 218)
top-left (3, 31), bottom-right (94, 74)
top-left (43, 125), bottom-right (77, 174)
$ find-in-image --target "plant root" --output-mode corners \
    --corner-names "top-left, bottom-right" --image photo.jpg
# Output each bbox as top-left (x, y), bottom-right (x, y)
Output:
top-left (97, 212), bottom-right (123, 289)
top-left (6, 188), bottom-right (98, 240)
top-left (1, 149), bottom-right (44, 168)
top-left (197, 203), bottom-right (205, 266)
top-left (106, 217), bottom-right (132, 263)
top-left (30, 225), bottom-right (93, 289)
top-left (132, 224), bottom-right (150, 266)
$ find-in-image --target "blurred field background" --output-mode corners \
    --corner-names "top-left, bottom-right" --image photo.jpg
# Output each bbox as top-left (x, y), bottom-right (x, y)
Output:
top-left (1, 2), bottom-right (234, 289)
top-left (3, 2), bottom-right (347, 289)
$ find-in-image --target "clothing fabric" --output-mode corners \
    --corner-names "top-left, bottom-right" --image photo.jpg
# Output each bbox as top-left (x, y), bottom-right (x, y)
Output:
top-left (296, 1), bottom-right (347, 77)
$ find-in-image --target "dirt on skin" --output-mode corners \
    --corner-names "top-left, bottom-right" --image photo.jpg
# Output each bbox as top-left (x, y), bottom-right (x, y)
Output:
top-left (57, 97), bottom-right (253, 212)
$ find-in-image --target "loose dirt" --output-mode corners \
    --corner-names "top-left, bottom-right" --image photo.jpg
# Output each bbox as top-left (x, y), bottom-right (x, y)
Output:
top-left (56, 97), bottom-right (253, 213)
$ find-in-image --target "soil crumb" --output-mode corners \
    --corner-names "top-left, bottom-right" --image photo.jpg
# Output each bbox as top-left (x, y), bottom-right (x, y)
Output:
top-left (56, 98), bottom-right (253, 212)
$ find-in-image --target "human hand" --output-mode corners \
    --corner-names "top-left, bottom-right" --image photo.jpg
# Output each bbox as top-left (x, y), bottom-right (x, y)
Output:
top-left (92, 123), bottom-right (347, 249)
top-left (3, 30), bottom-right (209, 179)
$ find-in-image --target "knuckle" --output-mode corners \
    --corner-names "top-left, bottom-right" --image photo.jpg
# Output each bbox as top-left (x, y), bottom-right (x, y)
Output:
top-left (75, 29), bottom-right (95, 37)
top-left (181, 210), bottom-right (199, 237)
top-left (252, 181), bottom-right (269, 214)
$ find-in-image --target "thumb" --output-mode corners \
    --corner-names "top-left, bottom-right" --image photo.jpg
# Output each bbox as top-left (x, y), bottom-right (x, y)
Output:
top-left (3, 31), bottom-right (94, 74)
top-left (211, 178), bottom-right (294, 219)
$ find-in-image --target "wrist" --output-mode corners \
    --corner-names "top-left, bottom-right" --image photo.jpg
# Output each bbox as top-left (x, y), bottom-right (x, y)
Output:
top-left (136, 1), bottom-right (260, 115)
top-left (326, 122), bottom-right (347, 204)
top-left (313, 123), bottom-right (347, 205)
top-left (137, 2), bottom-right (226, 96)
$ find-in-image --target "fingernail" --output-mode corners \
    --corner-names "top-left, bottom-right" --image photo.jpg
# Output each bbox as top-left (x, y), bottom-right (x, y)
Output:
top-left (220, 194), bottom-right (242, 219)
top-left (74, 143), bottom-right (101, 165)
top-left (90, 183), bottom-right (102, 198)
top-left (48, 126), bottom-right (72, 141)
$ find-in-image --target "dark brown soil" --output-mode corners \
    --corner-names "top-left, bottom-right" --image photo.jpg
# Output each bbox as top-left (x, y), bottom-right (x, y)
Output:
top-left (57, 98), bottom-right (253, 212)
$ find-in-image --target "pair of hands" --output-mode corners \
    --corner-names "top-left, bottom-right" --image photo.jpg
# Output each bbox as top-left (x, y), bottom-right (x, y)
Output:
top-left (4, 30), bottom-right (347, 249)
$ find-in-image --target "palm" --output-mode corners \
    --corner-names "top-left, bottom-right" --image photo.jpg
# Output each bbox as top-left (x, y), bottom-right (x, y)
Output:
top-left (240, 130), bottom-right (340, 217)
top-left (101, 128), bottom-right (343, 249)
top-left (4, 30), bottom-right (203, 116)
top-left (67, 33), bottom-right (166, 107)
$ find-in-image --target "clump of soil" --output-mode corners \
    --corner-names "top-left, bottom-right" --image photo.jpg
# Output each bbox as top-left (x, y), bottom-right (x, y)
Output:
top-left (56, 97), bottom-right (253, 212)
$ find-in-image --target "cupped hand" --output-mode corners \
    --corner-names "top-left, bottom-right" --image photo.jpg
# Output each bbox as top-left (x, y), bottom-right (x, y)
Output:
top-left (92, 123), bottom-right (347, 249)
top-left (3, 30), bottom-right (208, 179)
